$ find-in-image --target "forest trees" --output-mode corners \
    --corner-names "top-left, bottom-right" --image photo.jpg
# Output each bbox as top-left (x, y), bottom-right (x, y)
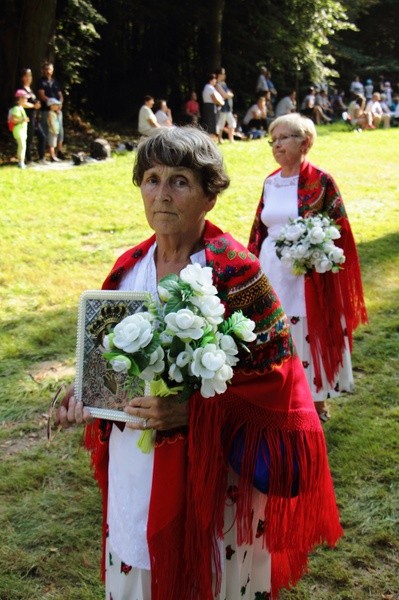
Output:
top-left (0, 0), bottom-right (398, 126)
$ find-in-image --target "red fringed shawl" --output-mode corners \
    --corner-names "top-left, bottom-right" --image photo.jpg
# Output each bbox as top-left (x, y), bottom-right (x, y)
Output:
top-left (248, 161), bottom-right (368, 390)
top-left (85, 220), bottom-right (343, 599)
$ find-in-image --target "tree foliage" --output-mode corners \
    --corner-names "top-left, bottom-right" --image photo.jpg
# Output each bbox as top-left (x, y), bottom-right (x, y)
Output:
top-left (0, 0), bottom-right (398, 126)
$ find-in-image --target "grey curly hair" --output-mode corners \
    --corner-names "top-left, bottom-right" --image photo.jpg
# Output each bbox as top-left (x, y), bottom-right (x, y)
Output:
top-left (132, 126), bottom-right (230, 196)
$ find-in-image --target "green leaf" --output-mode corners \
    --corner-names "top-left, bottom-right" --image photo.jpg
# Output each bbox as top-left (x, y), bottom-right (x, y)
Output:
top-left (158, 275), bottom-right (181, 296)
top-left (102, 351), bottom-right (124, 360)
top-left (144, 335), bottom-right (161, 355)
top-left (165, 297), bottom-right (186, 314)
top-left (169, 336), bottom-right (185, 358)
top-left (128, 358), bottom-right (141, 377)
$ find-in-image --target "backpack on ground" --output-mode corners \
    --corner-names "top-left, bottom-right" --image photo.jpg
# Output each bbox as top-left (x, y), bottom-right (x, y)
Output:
top-left (91, 138), bottom-right (111, 160)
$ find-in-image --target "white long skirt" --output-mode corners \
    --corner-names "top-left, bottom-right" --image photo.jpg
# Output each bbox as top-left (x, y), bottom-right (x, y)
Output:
top-left (288, 314), bottom-right (354, 402)
top-left (105, 474), bottom-right (271, 600)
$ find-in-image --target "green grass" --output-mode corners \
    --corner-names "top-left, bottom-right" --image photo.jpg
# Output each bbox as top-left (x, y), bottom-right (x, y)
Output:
top-left (1, 125), bottom-right (398, 599)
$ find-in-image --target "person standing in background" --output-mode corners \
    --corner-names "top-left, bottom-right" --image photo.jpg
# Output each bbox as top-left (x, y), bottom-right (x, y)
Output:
top-left (202, 73), bottom-right (224, 141)
top-left (184, 91), bottom-right (201, 124)
top-left (47, 98), bottom-right (63, 162)
top-left (37, 62), bottom-right (65, 160)
top-left (215, 67), bottom-right (236, 143)
top-left (9, 89), bottom-right (30, 169)
top-left (256, 66), bottom-right (269, 95)
top-left (19, 68), bottom-right (46, 164)
top-left (248, 114), bottom-right (367, 423)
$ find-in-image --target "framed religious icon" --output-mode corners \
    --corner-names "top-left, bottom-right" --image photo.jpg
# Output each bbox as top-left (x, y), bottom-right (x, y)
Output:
top-left (75, 290), bottom-right (153, 423)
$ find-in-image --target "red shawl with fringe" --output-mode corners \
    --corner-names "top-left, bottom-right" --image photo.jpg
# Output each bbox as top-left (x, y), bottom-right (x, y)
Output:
top-left (248, 161), bottom-right (368, 390)
top-left (85, 220), bottom-right (343, 599)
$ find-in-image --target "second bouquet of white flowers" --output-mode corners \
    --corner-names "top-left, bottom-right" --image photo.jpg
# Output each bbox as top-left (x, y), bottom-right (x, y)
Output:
top-left (275, 214), bottom-right (346, 276)
top-left (102, 263), bottom-right (256, 451)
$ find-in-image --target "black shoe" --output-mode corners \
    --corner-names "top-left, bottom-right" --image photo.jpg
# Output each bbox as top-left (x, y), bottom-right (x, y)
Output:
top-left (57, 150), bottom-right (66, 160)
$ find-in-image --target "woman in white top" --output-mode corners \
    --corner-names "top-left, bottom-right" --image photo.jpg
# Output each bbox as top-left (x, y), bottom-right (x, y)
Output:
top-left (248, 114), bottom-right (367, 422)
top-left (366, 92), bottom-right (391, 128)
top-left (55, 126), bottom-right (343, 599)
top-left (154, 99), bottom-right (173, 127)
top-left (202, 73), bottom-right (224, 138)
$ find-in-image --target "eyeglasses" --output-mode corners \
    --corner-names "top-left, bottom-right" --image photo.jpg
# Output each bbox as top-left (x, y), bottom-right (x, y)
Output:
top-left (268, 135), bottom-right (300, 147)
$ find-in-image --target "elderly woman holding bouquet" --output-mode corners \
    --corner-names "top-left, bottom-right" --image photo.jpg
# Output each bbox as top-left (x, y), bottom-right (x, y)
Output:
top-left (248, 113), bottom-right (367, 422)
top-left (56, 126), bottom-right (342, 600)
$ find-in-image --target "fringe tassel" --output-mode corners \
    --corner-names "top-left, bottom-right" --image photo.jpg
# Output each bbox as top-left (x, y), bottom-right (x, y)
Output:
top-left (186, 384), bottom-right (343, 600)
top-left (305, 219), bottom-right (368, 391)
top-left (84, 421), bottom-right (110, 581)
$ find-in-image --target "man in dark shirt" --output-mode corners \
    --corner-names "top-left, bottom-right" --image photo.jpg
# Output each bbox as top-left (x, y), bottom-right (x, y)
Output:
top-left (37, 62), bottom-right (65, 160)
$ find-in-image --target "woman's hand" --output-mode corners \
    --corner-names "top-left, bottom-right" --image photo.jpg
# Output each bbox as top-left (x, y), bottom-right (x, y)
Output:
top-left (124, 395), bottom-right (188, 431)
top-left (55, 383), bottom-right (94, 428)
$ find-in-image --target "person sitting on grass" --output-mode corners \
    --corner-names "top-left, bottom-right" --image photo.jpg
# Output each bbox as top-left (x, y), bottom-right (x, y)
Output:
top-left (138, 95), bottom-right (161, 138)
top-left (366, 92), bottom-right (391, 129)
top-left (347, 94), bottom-right (374, 130)
top-left (154, 99), bottom-right (174, 127)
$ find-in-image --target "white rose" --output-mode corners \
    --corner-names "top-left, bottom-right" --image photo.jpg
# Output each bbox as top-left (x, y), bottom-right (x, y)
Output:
top-left (168, 362), bottom-right (184, 383)
top-left (293, 244), bottom-right (309, 259)
top-left (308, 226), bottom-right (325, 244)
top-left (179, 263), bottom-right (218, 296)
top-left (328, 226), bottom-right (341, 240)
top-left (281, 246), bottom-right (291, 256)
top-left (228, 312), bottom-right (257, 342)
top-left (310, 249), bottom-right (323, 260)
top-left (110, 355), bottom-right (131, 373)
top-left (200, 364), bottom-right (233, 398)
top-left (328, 246), bottom-right (345, 264)
top-left (113, 313), bottom-right (153, 353)
top-left (168, 346), bottom-right (193, 383)
top-left (165, 308), bottom-right (204, 340)
top-left (321, 216), bottom-right (331, 227)
top-left (285, 223), bottom-right (306, 242)
top-left (159, 330), bottom-right (174, 346)
top-left (102, 333), bottom-right (114, 352)
top-left (140, 346), bottom-right (165, 381)
top-left (322, 241), bottom-right (334, 254)
top-left (315, 258), bottom-right (333, 273)
top-left (176, 347), bottom-right (193, 368)
top-left (218, 334), bottom-right (239, 366)
top-left (157, 284), bottom-right (171, 302)
top-left (190, 294), bottom-right (225, 326)
top-left (190, 344), bottom-right (226, 379)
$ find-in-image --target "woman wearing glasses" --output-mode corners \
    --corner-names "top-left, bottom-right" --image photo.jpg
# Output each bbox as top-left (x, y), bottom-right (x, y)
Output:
top-left (248, 113), bottom-right (367, 422)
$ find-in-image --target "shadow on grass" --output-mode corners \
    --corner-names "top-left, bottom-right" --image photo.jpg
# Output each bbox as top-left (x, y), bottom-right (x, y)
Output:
top-left (356, 230), bottom-right (399, 267)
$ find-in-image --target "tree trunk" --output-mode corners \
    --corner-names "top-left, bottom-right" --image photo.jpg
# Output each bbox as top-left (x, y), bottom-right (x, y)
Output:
top-left (207, 0), bottom-right (225, 72)
top-left (0, 0), bottom-right (56, 123)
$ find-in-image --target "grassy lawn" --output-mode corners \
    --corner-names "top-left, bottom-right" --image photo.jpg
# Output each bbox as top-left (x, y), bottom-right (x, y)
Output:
top-left (0, 125), bottom-right (398, 599)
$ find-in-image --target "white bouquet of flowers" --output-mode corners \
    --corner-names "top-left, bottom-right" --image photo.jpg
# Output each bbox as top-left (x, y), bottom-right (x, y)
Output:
top-left (101, 263), bottom-right (256, 451)
top-left (275, 214), bottom-right (345, 276)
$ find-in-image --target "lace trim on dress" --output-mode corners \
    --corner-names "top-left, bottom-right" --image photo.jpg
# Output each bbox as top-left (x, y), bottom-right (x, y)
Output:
top-left (266, 172), bottom-right (299, 189)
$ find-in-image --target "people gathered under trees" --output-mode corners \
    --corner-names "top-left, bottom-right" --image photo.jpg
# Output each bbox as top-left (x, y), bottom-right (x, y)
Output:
top-left (6, 63), bottom-right (399, 168)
